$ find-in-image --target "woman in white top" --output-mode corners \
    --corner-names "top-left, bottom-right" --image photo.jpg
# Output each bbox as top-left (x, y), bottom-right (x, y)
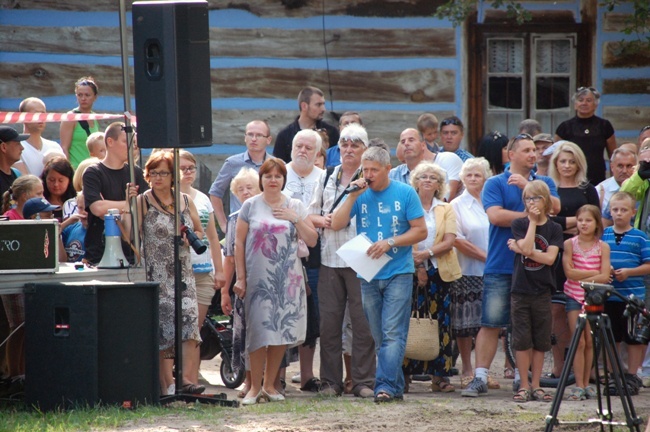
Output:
top-left (450, 157), bottom-right (491, 388)
top-left (178, 150), bottom-right (226, 386)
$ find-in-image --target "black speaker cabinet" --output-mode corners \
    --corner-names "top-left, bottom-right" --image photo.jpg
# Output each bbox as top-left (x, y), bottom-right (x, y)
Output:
top-left (24, 282), bottom-right (160, 411)
top-left (132, 0), bottom-right (213, 148)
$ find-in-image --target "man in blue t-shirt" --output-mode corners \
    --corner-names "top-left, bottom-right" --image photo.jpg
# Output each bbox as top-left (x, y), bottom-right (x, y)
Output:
top-left (462, 133), bottom-right (560, 398)
top-left (331, 147), bottom-right (426, 402)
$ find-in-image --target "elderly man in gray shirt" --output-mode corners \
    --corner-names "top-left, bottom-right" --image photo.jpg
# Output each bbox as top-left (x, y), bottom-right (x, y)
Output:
top-left (209, 120), bottom-right (272, 231)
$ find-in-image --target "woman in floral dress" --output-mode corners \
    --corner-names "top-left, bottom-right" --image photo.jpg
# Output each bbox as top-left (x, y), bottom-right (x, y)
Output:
top-left (234, 158), bottom-right (318, 405)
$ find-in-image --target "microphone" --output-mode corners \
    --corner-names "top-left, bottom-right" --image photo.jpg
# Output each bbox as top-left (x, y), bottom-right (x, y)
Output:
top-left (345, 179), bottom-right (369, 194)
top-left (345, 184), bottom-right (361, 194)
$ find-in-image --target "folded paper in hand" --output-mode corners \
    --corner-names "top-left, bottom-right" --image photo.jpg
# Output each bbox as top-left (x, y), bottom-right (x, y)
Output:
top-left (336, 233), bottom-right (392, 282)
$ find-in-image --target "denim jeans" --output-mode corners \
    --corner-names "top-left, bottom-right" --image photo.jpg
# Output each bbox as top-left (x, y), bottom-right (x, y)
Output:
top-left (360, 273), bottom-right (413, 397)
top-left (481, 273), bottom-right (512, 328)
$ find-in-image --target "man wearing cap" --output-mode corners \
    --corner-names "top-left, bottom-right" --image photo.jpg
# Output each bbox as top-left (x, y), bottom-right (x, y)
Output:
top-left (0, 126), bottom-right (27, 196)
top-left (533, 133), bottom-right (554, 176)
top-left (308, 123), bottom-right (376, 398)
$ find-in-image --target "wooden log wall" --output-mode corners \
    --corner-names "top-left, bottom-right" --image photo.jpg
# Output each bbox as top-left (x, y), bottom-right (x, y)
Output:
top-left (0, 0), bottom-right (457, 150)
top-left (0, 0), bottom-right (646, 155)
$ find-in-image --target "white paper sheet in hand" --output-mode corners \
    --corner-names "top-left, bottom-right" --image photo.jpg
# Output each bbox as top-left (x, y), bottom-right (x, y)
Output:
top-left (336, 233), bottom-right (392, 282)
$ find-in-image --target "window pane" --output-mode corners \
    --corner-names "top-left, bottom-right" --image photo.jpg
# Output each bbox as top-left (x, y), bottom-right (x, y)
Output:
top-left (488, 40), bottom-right (523, 73)
top-left (489, 77), bottom-right (522, 109)
top-left (536, 40), bottom-right (571, 74)
top-left (536, 77), bottom-right (570, 109)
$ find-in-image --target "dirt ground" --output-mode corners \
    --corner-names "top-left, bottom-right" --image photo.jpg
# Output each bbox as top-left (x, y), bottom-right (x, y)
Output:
top-left (112, 343), bottom-right (650, 432)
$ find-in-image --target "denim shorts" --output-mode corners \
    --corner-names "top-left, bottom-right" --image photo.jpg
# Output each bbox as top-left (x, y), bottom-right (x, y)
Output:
top-left (565, 296), bottom-right (583, 312)
top-left (481, 273), bottom-right (512, 328)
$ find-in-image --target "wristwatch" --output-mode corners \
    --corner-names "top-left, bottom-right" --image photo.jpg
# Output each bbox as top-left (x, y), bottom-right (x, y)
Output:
top-left (428, 249), bottom-right (434, 257)
top-left (387, 238), bottom-right (395, 247)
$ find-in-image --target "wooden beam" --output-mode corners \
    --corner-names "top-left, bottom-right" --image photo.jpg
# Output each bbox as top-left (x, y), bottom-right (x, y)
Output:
top-left (0, 26), bottom-right (455, 58)
top-left (0, 63), bottom-right (456, 103)
top-left (604, 106), bottom-right (650, 131)
top-left (1, 0), bottom-right (444, 16)
top-left (603, 41), bottom-right (650, 68)
top-left (602, 79), bottom-right (650, 95)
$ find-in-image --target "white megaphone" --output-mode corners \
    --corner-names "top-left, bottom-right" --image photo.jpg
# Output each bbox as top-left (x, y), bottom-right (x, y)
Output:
top-left (97, 208), bottom-right (129, 269)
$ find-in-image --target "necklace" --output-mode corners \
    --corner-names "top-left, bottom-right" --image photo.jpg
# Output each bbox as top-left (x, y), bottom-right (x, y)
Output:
top-left (151, 188), bottom-right (174, 214)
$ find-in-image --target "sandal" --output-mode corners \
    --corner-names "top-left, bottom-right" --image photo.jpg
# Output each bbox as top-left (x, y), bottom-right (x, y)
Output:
top-left (431, 376), bottom-right (455, 393)
top-left (584, 385), bottom-right (597, 399)
top-left (565, 387), bottom-right (585, 401)
top-left (181, 383), bottom-right (206, 395)
top-left (487, 375), bottom-right (501, 389)
top-left (374, 391), bottom-right (394, 403)
top-left (513, 387), bottom-right (530, 403)
top-left (504, 367), bottom-right (515, 379)
top-left (300, 377), bottom-right (322, 392)
top-left (531, 388), bottom-right (553, 402)
top-left (460, 375), bottom-right (473, 389)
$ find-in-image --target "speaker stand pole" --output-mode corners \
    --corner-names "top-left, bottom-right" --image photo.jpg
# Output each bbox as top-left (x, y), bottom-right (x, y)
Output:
top-left (159, 148), bottom-right (237, 407)
top-left (118, 0), bottom-right (141, 258)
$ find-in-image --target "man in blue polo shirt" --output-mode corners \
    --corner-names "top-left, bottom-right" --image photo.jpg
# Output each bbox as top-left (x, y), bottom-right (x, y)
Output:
top-left (209, 120), bottom-right (272, 231)
top-left (462, 133), bottom-right (560, 397)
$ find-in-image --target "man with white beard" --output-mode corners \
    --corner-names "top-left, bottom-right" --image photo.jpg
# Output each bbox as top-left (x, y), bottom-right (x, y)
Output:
top-left (283, 129), bottom-right (324, 392)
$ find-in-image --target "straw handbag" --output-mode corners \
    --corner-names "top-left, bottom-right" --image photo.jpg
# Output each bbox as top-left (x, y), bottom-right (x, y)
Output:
top-left (404, 284), bottom-right (439, 361)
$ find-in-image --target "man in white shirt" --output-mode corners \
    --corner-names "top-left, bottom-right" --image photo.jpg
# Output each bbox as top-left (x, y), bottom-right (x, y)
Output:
top-left (13, 97), bottom-right (64, 176)
top-left (597, 147), bottom-right (637, 213)
top-left (284, 129), bottom-right (324, 392)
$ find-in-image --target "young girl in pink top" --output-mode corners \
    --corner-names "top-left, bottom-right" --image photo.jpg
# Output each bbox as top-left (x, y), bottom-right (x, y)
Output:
top-left (562, 204), bottom-right (611, 400)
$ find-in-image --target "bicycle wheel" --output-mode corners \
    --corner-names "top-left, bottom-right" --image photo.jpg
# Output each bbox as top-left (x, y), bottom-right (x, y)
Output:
top-left (505, 326), bottom-right (575, 388)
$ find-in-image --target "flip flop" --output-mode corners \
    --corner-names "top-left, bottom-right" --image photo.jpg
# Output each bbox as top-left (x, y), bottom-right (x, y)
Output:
top-left (374, 391), bottom-right (394, 403)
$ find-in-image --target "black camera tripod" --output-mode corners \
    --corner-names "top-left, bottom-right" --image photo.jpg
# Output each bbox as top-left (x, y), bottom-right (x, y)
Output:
top-left (545, 283), bottom-right (644, 432)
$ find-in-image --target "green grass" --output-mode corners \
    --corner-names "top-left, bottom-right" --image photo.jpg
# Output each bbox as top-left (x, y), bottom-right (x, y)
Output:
top-left (0, 397), bottom-right (374, 432)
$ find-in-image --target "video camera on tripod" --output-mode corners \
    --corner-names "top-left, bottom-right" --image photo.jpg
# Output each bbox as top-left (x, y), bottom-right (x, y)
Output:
top-left (580, 282), bottom-right (650, 344)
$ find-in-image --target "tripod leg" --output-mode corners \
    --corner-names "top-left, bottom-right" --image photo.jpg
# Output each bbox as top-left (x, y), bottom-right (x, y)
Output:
top-left (600, 315), bottom-right (642, 431)
top-left (545, 315), bottom-right (588, 432)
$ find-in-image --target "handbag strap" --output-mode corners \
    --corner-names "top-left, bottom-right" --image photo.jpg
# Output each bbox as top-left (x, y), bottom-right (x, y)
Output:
top-left (411, 283), bottom-right (433, 320)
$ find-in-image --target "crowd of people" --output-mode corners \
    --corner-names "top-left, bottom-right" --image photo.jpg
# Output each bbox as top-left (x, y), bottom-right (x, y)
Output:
top-left (1, 81), bottom-right (650, 407)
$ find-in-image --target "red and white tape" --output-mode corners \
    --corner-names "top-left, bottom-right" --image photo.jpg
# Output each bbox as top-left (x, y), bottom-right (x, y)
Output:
top-left (0, 112), bottom-right (136, 124)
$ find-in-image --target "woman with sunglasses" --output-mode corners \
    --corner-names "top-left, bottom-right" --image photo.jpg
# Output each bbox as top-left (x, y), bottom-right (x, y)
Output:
top-left (60, 76), bottom-right (101, 169)
top-left (555, 87), bottom-right (617, 186)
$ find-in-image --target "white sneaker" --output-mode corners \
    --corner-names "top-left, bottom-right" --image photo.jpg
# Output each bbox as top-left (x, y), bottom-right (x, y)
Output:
top-left (291, 373), bottom-right (301, 384)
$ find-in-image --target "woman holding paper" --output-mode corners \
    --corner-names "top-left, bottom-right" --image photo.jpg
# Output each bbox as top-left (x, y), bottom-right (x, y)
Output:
top-left (403, 161), bottom-right (461, 393)
top-left (234, 157), bottom-right (318, 405)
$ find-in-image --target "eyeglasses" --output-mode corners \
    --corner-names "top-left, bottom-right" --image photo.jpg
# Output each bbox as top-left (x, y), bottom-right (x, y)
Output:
top-left (524, 196), bottom-right (543, 203)
top-left (149, 171), bottom-right (171, 178)
top-left (245, 133), bottom-right (269, 140)
top-left (440, 117), bottom-right (462, 127)
top-left (418, 175), bottom-right (439, 181)
top-left (180, 166), bottom-right (197, 173)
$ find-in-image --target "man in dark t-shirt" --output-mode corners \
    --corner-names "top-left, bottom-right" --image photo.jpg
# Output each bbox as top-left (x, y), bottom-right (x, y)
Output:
top-left (273, 86), bottom-right (339, 163)
top-left (0, 126), bottom-right (27, 196)
top-left (83, 122), bottom-right (148, 264)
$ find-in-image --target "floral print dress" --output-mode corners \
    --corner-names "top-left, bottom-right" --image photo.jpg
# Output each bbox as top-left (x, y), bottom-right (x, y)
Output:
top-left (143, 194), bottom-right (200, 352)
top-left (238, 194), bottom-right (307, 353)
